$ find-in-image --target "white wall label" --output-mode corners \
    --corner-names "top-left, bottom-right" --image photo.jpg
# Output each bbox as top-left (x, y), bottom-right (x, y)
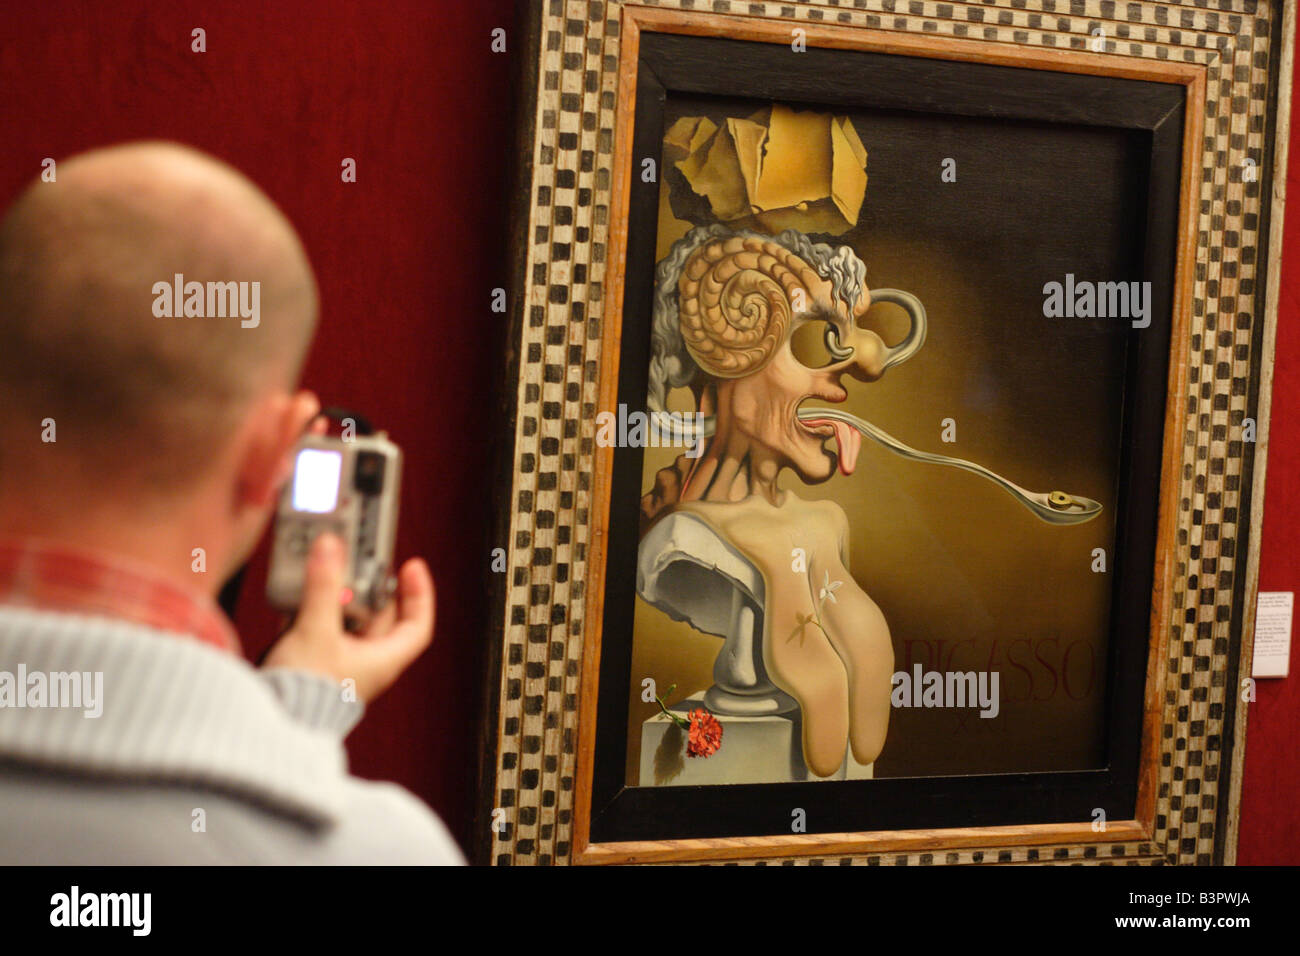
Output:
top-left (1252, 591), bottom-right (1292, 679)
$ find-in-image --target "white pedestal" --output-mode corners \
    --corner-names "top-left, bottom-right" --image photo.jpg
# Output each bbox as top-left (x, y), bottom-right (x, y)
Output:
top-left (638, 693), bottom-right (873, 786)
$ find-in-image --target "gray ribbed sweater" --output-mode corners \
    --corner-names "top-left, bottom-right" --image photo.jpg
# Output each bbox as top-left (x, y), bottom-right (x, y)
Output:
top-left (0, 605), bottom-right (465, 864)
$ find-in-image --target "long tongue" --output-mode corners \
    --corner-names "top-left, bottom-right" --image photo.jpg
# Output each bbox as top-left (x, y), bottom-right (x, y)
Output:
top-left (802, 418), bottom-right (862, 476)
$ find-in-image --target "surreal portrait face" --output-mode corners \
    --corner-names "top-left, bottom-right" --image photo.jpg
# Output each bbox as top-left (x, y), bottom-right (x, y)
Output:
top-left (650, 227), bottom-right (924, 498)
top-left (710, 258), bottom-right (878, 485)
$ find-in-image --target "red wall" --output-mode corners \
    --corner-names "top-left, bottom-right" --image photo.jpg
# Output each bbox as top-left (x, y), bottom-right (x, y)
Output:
top-left (0, 1), bottom-right (1293, 863)
top-left (0, 0), bottom-right (516, 848)
top-left (1236, 20), bottom-right (1300, 867)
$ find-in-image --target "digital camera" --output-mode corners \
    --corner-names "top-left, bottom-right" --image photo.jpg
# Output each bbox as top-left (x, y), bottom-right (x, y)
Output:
top-left (266, 428), bottom-right (403, 628)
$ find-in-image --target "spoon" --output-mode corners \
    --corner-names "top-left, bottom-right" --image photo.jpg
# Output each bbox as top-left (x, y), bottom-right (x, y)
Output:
top-left (795, 406), bottom-right (1102, 526)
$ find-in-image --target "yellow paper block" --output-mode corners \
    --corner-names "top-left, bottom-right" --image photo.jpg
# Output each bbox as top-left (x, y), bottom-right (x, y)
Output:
top-left (667, 103), bottom-right (869, 236)
top-left (756, 198), bottom-right (852, 235)
top-left (727, 117), bottom-right (769, 216)
top-left (664, 115), bottom-right (716, 165)
top-left (830, 116), bottom-right (869, 224)
top-left (690, 125), bottom-right (752, 222)
top-left (752, 104), bottom-right (833, 211)
top-left (673, 119), bottom-right (719, 184)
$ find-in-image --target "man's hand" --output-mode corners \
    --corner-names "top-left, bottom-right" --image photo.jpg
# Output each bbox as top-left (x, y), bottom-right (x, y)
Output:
top-left (262, 532), bottom-right (436, 703)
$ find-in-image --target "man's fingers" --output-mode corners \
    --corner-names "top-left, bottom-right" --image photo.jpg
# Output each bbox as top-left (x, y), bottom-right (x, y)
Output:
top-left (270, 549), bottom-right (435, 703)
top-left (348, 560), bottom-right (435, 692)
top-left (296, 532), bottom-right (347, 634)
top-left (382, 558), bottom-right (436, 657)
top-left (361, 599), bottom-right (397, 639)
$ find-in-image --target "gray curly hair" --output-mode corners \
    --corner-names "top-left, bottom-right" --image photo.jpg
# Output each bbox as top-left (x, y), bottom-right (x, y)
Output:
top-left (646, 225), bottom-right (867, 414)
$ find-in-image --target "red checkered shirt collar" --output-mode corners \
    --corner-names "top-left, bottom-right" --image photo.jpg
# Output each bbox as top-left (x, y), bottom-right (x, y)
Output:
top-left (0, 537), bottom-right (240, 655)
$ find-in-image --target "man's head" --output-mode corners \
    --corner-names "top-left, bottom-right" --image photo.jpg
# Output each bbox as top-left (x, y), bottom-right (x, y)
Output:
top-left (0, 141), bottom-right (322, 583)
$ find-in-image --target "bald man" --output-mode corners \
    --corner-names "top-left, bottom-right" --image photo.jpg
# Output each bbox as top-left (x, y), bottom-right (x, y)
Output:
top-left (0, 142), bottom-right (465, 864)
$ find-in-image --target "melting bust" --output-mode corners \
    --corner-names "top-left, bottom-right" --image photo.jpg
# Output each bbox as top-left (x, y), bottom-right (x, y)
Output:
top-left (638, 226), bottom-right (923, 777)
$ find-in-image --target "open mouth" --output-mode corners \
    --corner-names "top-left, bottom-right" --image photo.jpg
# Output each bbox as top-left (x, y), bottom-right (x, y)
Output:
top-left (795, 401), bottom-right (862, 476)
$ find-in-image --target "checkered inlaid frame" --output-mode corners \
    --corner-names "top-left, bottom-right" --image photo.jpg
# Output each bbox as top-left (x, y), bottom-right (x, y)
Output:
top-left (479, 0), bottom-right (1294, 866)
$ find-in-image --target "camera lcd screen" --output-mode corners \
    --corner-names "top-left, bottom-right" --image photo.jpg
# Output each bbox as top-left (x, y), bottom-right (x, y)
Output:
top-left (292, 448), bottom-right (343, 513)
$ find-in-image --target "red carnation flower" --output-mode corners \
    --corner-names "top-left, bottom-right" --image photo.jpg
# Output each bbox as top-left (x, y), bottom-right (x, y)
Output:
top-left (652, 684), bottom-right (724, 759)
top-left (686, 708), bottom-right (723, 758)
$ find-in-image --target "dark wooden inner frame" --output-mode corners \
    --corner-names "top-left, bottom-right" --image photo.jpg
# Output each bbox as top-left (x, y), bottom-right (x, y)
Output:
top-left (568, 8), bottom-right (1205, 865)
top-left (587, 31), bottom-right (1183, 846)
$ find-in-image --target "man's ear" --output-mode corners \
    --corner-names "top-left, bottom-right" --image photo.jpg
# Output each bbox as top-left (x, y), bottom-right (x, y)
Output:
top-left (236, 389), bottom-right (320, 509)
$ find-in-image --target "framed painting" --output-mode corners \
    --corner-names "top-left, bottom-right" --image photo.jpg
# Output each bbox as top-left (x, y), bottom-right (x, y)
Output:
top-left (476, 0), bottom-right (1295, 866)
